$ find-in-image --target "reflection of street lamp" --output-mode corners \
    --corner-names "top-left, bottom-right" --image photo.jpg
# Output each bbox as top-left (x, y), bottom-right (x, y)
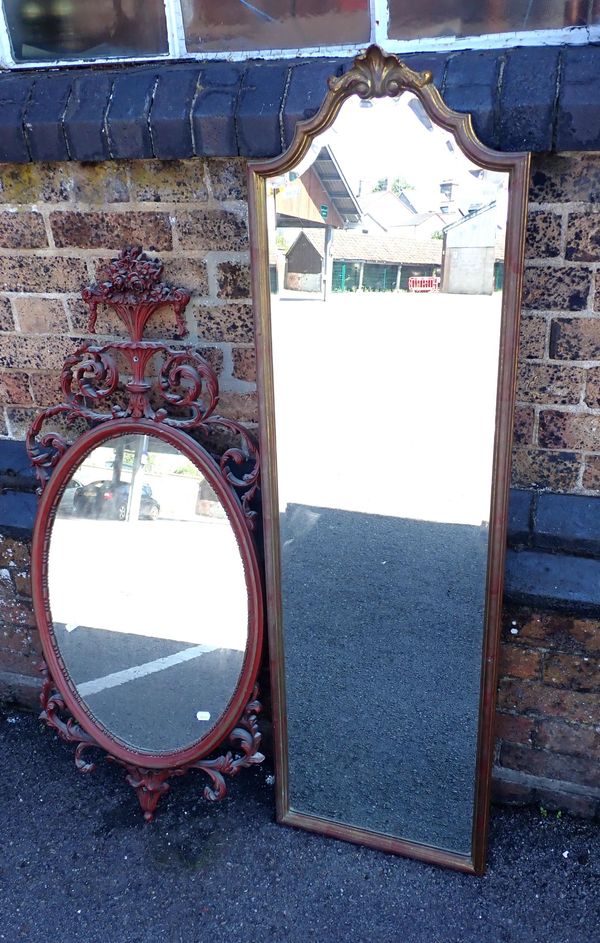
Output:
top-left (127, 435), bottom-right (148, 523)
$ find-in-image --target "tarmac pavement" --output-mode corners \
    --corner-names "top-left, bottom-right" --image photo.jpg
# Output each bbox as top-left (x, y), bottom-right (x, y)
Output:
top-left (1, 706), bottom-right (599, 943)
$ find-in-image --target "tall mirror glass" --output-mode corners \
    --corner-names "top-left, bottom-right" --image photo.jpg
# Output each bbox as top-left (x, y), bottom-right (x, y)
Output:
top-left (250, 48), bottom-right (529, 873)
top-left (48, 432), bottom-right (248, 755)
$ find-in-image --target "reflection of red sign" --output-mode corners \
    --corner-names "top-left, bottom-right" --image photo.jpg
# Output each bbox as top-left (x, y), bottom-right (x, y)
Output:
top-left (408, 276), bottom-right (440, 293)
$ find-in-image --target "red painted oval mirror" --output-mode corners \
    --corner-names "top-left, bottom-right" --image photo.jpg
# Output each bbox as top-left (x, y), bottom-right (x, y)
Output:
top-left (27, 248), bottom-right (264, 820)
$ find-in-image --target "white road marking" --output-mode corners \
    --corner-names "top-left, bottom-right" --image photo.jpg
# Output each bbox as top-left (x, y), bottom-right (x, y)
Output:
top-left (196, 711), bottom-right (211, 721)
top-left (76, 644), bottom-right (218, 697)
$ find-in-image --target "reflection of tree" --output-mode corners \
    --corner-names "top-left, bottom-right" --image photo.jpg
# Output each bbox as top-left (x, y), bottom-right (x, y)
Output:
top-left (372, 177), bottom-right (414, 194)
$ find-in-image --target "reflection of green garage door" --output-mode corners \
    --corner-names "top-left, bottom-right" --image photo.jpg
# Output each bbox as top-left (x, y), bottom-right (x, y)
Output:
top-left (362, 263), bottom-right (399, 292)
top-left (332, 261), bottom-right (360, 292)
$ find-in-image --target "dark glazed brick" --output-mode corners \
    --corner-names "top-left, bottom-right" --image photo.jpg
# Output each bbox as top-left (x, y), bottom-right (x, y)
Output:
top-left (557, 47), bottom-right (600, 151)
top-left (535, 492), bottom-right (600, 556)
top-left (516, 362), bottom-right (583, 406)
top-left (498, 48), bottom-right (559, 153)
top-left (513, 404), bottom-right (534, 446)
top-left (402, 53), bottom-right (447, 89)
top-left (500, 743), bottom-right (600, 789)
top-left (282, 59), bottom-right (346, 149)
top-left (530, 154), bottom-right (600, 204)
top-left (505, 549), bottom-right (600, 612)
top-left (0, 491), bottom-right (36, 540)
top-left (106, 70), bottom-right (156, 160)
top-left (522, 266), bottom-right (592, 312)
top-left (525, 212), bottom-right (562, 260)
top-left (63, 74), bottom-right (113, 162)
top-left (550, 318), bottom-right (600, 360)
top-left (507, 488), bottom-right (532, 547)
top-left (50, 211), bottom-right (172, 251)
top-left (443, 51), bottom-right (502, 148)
top-left (193, 65), bottom-right (243, 158)
top-left (538, 410), bottom-right (600, 451)
top-left (511, 448), bottom-right (580, 493)
top-left (150, 69), bottom-right (201, 160)
top-left (217, 262), bottom-right (251, 299)
top-left (566, 212), bottom-right (600, 262)
top-left (0, 76), bottom-right (35, 163)
top-left (236, 65), bottom-right (289, 159)
top-left (23, 75), bottom-right (71, 162)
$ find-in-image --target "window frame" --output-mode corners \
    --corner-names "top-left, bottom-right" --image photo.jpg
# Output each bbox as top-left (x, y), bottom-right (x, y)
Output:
top-left (0, 0), bottom-right (597, 69)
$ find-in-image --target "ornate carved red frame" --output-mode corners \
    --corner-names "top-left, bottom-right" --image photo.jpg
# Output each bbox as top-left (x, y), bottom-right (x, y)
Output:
top-left (27, 247), bottom-right (264, 820)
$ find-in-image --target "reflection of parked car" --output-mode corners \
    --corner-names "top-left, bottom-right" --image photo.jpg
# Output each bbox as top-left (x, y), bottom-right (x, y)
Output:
top-left (73, 481), bottom-right (160, 521)
top-left (57, 478), bottom-right (82, 515)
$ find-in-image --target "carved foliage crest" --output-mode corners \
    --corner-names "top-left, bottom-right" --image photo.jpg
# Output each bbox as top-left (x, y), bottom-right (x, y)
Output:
top-left (329, 44), bottom-right (433, 100)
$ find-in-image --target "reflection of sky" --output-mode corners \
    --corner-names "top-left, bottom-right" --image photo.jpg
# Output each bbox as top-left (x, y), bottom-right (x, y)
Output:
top-left (290, 93), bottom-right (508, 217)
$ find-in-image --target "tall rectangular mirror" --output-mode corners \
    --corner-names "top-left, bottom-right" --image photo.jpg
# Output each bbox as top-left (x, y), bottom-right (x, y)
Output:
top-left (249, 47), bottom-right (529, 874)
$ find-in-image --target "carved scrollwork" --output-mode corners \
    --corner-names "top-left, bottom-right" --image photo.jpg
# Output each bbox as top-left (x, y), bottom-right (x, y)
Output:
top-left (39, 665), bottom-right (264, 821)
top-left (328, 44), bottom-right (432, 100)
top-left (26, 248), bottom-right (260, 532)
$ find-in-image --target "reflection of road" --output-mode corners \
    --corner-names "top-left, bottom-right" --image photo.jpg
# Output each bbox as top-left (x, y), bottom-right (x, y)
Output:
top-left (272, 291), bottom-right (501, 526)
top-left (54, 622), bottom-right (244, 753)
top-left (47, 516), bottom-right (249, 753)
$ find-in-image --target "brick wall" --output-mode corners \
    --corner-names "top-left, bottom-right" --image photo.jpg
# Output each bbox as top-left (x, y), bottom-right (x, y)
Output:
top-left (0, 154), bottom-right (598, 820)
top-left (0, 158), bottom-right (257, 439)
top-left (515, 153), bottom-right (600, 494)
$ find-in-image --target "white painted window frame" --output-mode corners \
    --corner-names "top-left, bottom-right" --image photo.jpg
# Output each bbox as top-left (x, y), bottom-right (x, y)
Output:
top-left (0, 0), bottom-right (598, 69)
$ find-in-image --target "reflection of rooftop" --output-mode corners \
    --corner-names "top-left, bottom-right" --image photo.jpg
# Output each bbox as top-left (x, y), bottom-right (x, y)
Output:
top-left (289, 229), bottom-right (443, 265)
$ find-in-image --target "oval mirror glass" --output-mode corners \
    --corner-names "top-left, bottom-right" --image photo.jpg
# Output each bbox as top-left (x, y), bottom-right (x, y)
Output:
top-left (47, 432), bottom-right (249, 755)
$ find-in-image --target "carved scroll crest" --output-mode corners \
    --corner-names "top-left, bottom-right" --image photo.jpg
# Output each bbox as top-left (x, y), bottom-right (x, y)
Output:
top-left (329, 44), bottom-right (433, 99)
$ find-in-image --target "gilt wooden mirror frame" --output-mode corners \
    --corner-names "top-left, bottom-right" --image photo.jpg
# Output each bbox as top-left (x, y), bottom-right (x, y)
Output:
top-left (248, 46), bottom-right (530, 874)
top-left (27, 248), bottom-right (264, 821)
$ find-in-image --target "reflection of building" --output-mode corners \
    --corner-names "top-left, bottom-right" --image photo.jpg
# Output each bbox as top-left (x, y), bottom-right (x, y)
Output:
top-left (285, 229), bottom-right (442, 293)
top-left (441, 203), bottom-right (505, 295)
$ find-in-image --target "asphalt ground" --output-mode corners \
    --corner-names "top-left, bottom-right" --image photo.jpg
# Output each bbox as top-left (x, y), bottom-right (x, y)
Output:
top-left (1, 707), bottom-right (599, 943)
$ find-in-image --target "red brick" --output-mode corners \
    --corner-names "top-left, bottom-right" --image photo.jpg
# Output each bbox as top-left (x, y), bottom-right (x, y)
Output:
top-left (544, 652), bottom-right (600, 692)
top-left (0, 371), bottom-right (32, 405)
top-left (0, 295), bottom-right (13, 331)
top-left (498, 678), bottom-right (600, 725)
top-left (566, 211), bottom-right (600, 262)
top-left (518, 315), bottom-right (548, 359)
top-left (129, 159), bottom-right (208, 204)
top-left (516, 362), bottom-right (583, 406)
top-left (0, 537), bottom-right (30, 569)
top-left (0, 256), bottom-right (87, 293)
top-left (491, 774), bottom-right (532, 805)
top-left (218, 391), bottom-right (258, 423)
top-left (583, 455), bottom-right (600, 490)
top-left (504, 610), bottom-right (600, 656)
top-left (536, 719), bottom-right (600, 760)
top-left (538, 410), bottom-right (600, 451)
top-left (50, 211), bottom-right (172, 250)
top-left (194, 304), bottom-right (254, 343)
top-left (500, 742), bottom-right (600, 788)
top-left (175, 209), bottom-right (248, 251)
top-left (550, 317), bottom-right (600, 359)
top-left (511, 447), bottom-right (580, 492)
top-left (29, 371), bottom-right (61, 406)
top-left (0, 211), bottom-right (47, 249)
top-left (0, 600), bottom-right (36, 629)
top-left (495, 712), bottom-right (535, 744)
top-left (513, 405), bottom-right (535, 445)
top-left (584, 366), bottom-right (600, 409)
top-left (499, 645), bottom-right (542, 680)
top-left (232, 347), bottom-right (256, 382)
top-left (13, 297), bottom-right (68, 334)
top-left (0, 647), bottom-right (39, 677)
top-left (0, 626), bottom-right (38, 655)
